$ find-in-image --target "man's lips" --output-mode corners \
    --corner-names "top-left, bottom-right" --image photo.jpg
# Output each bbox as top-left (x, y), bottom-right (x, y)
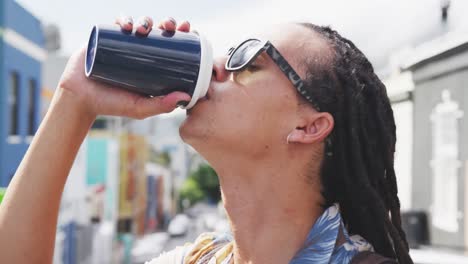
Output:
top-left (198, 86), bottom-right (213, 102)
top-left (186, 87), bottom-right (212, 114)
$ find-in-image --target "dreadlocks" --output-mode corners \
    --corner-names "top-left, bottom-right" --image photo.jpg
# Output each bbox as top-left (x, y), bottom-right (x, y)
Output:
top-left (298, 23), bottom-right (413, 264)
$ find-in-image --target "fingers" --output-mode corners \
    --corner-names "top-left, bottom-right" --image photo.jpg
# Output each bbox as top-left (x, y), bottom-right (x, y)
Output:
top-left (136, 16), bottom-right (154, 36)
top-left (115, 16), bottom-right (133, 32)
top-left (115, 16), bottom-right (191, 34)
top-left (92, 82), bottom-right (192, 119)
top-left (157, 17), bottom-right (177, 32)
top-left (177, 20), bottom-right (191, 32)
top-left (129, 92), bottom-right (192, 119)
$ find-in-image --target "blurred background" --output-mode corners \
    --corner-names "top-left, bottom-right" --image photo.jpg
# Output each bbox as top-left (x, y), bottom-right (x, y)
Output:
top-left (0, 0), bottom-right (468, 263)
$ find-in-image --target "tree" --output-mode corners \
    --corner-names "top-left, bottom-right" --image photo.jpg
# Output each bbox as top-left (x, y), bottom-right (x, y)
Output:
top-left (149, 149), bottom-right (171, 167)
top-left (178, 164), bottom-right (221, 208)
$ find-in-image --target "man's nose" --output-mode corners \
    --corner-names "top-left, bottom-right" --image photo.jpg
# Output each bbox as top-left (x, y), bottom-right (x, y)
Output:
top-left (211, 56), bottom-right (230, 82)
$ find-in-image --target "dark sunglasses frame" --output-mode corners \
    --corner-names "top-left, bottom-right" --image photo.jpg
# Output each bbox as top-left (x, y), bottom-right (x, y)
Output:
top-left (225, 38), bottom-right (321, 111)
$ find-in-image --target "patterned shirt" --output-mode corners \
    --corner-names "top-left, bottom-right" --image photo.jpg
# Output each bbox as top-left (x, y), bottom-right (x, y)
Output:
top-left (148, 204), bottom-right (373, 264)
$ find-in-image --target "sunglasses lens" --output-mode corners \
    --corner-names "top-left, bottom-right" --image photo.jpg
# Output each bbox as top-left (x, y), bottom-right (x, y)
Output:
top-left (227, 39), bottom-right (263, 69)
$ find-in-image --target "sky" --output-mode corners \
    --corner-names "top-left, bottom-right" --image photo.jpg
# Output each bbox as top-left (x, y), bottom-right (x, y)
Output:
top-left (15, 0), bottom-right (468, 72)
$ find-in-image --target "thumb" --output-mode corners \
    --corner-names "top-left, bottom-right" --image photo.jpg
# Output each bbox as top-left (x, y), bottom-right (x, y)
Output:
top-left (131, 91), bottom-right (192, 119)
top-left (161, 91), bottom-right (192, 108)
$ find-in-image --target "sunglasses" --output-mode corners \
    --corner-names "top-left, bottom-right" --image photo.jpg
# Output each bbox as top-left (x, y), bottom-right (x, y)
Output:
top-left (225, 38), bottom-right (321, 111)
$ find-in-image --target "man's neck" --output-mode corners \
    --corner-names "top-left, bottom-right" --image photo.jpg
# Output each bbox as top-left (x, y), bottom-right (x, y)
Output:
top-left (213, 154), bottom-right (324, 264)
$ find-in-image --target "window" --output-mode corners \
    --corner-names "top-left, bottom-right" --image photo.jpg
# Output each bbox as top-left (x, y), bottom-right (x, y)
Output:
top-left (92, 117), bottom-right (107, 130)
top-left (9, 72), bottom-right (19, 136)
top-left (28, 78), bottom-right (37, 135)
top-left (430, 90), bottom-right (462, 232)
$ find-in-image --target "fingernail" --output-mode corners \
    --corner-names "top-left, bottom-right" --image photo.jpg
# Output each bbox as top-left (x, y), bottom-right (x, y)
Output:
top-left (168, 17), bottom-right (176, 25)
top-left (125, 16), bottom-right (133, 25)
top-left (139, 18), bottom-right (149, 30)
top-left (176, 100), bottom-right (189, 107)
top-left (142, 21), bottom-right (149, 30)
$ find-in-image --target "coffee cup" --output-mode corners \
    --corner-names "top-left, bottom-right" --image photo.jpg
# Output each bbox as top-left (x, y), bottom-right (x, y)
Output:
top-left (85, 25), bottom-right (213, 109)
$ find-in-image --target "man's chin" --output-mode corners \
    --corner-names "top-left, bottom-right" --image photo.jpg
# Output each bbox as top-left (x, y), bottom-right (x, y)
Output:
top-left (180, 119), bottom-right (215, 148)
top-left (178, 119), bottom-right (190, 142)
top-left (179, 117), bottom-right (201, 144)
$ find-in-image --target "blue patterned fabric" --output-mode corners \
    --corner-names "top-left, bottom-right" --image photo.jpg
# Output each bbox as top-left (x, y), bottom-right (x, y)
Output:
top-left (154, 204), bottom-right (374, 264)
top-left (290, 204), bottom-right (373, 264)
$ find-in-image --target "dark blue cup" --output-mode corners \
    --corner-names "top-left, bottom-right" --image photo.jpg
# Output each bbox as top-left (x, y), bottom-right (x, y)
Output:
top-left (84, 25), bottom-right (213, 109)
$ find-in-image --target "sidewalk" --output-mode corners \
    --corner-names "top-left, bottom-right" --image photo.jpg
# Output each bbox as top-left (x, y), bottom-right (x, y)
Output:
top-left (410, 246), bottom-right (468, 264)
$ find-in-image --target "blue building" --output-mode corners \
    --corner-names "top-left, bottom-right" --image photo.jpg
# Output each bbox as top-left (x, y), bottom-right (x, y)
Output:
top-left (0, 0), bottom-right (45, 187)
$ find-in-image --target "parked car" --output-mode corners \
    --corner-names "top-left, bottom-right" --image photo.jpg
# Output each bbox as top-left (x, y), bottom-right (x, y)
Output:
top-left (214, 219), bottom-right (231, 233)
top-left (131, 232), bottom-right (169, 264)
top-left (168, 214), bottom-right (191, 237)
top-left (201, 213), bottom-right (219, 231)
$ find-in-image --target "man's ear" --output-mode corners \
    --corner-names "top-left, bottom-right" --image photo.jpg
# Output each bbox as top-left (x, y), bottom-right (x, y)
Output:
top-left (287, 112), bottom-right (334, 144)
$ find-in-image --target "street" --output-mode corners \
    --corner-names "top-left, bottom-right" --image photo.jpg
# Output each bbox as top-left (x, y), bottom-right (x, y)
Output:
top-left (162, 216), bottom-right (206, 253)
top-left (132, 204), bottom-right (226, 263)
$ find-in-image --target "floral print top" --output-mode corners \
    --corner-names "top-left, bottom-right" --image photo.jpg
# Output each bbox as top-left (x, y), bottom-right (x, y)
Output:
top-left (148, 204), bottom-right (373, 264)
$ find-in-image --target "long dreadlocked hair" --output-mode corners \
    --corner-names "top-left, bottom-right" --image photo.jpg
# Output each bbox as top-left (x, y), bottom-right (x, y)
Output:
top-left (297, 23), bottom-right (413, 264)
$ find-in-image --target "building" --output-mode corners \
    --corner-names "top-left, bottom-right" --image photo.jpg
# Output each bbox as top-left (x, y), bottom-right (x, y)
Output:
top-left (380, 0), bottom-right (468, 251)
top-left (42, 54), bottom-right (67, 117)
top-left (402, 32), bottom-right (468, 250)
top-left (0, 0), bottom-right (45, 187)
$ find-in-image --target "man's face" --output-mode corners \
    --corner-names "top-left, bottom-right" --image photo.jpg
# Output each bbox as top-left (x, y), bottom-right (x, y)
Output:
top-left (179, 24), bottom-right (325, 159)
